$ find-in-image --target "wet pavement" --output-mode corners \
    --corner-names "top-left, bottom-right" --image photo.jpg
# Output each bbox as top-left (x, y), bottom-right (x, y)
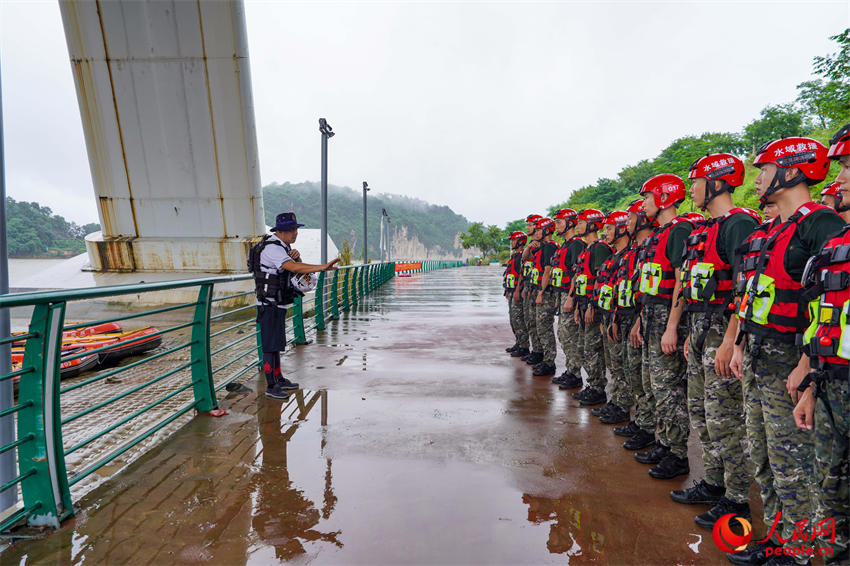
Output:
top-left (3, 266), bottom-right (764, 564)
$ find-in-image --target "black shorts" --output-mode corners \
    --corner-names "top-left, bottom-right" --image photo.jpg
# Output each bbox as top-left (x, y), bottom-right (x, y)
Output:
top-left (257, 306), bottom-right (287, 353)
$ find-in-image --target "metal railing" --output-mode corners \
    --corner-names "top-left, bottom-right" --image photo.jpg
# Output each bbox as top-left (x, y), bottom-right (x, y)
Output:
top-left (0, 259), bottom-right (460, 532)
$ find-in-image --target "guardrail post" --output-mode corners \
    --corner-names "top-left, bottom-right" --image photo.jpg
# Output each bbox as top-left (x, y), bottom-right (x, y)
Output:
top-left (329, 270), bottom-right (339, 319)
top-left (190, 284), bottom-right (217, 412)
top-left (315, 272), bottom-right (326, 331)
top-left (292, 296), bottom-right (307, 344)
top-left (16, 302), bottom-right (71, 528)
top-left (341, 270), bottom-right (350, 312)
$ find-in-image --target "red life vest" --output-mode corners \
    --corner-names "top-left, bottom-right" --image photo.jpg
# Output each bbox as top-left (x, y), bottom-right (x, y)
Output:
top-left (574, 240), bottom-right (613, 299)
top-left (738, 203), bottom-right (833, 338)
top-left (639, 218), bottom-right (693, 303)
top-left (597, 248), bottom-right (627, 313)
top-left (551, 236), bottom-right (584, 291)
top-left (504, 252), bottom-right (522, 289)
top-left (682, 208), bottom-right (755, 313)
top-left (801, 224), bottom-right (850, 367)
top-left (613, 243), bottom-right (639, 311)
top-left (530, 241), bottom-right (557, 287)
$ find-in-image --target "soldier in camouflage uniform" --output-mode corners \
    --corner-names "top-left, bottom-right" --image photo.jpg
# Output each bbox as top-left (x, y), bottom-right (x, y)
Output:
top-left (593, 210), bottom-right (632, 425)
top-left (792, 125), bottom-right (850, 565)
top-left (671, 155), bottom-right (759, 528)
top-left (570, 209), bottom-right (612, 407)
top-left (532, 217), bottom-right (560, 376)
top-left (633, 174), bottom-right (694, 480)
top-left (505, 231), bottom-right (529, 357)
top-left (618, 199), bottom-right (659, 450)
top-left (520, 214), bottom-right (544, 365)
top-left (550, 209), bottom-right (587, 389)
top-left (728, 137), bottom-right (845, 566)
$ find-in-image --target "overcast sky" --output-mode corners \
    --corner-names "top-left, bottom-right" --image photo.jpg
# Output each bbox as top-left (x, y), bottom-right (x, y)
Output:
top-left (1, 1), bottom-right (848, 228)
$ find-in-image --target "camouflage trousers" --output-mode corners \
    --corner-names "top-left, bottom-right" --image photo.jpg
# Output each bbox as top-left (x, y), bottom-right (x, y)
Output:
top-left (606, 321), bottom-right (631, 410)
top-left (557, 294), bottom-right (582, 377)
top-left (535, 289), bottom-right (558, 365)
top-left (619, 313), bottom-right (650, 428)
top-left (687, 312), bottom-right (751, 503)
top-left (813, 370), bottom-right (848, 564)
top-left (508, 296), bottom-right (529, 350)
top-left (579, 303), bottom-right (605, 391)
top-left (742, 334), bottom-right (816, 557)
top-left (523, 288), bottom-right (541, 353)
top-left (636, 313), bottom-right (657, 433)
top-left (643, 303), bottom-right (689, 459)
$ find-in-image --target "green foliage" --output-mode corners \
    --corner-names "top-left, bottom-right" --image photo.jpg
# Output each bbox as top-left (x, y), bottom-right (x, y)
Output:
top-left (742, 104), bottom-right (805, 154)
top-left (262, 182), bottom-right (469, 259)
top-left (459, 222), bottom-right (507, 261)
top-left (4, 198), bottom-right (100, 258)
top-left (798, 28), bottom-right (850, 127)
top-left (339, 238), bottom-right (353, 266)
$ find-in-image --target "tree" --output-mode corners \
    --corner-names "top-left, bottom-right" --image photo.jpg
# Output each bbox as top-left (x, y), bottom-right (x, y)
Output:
top-left (797, 28), bottom-right (850, 127)
top-left (742, 105), bottom-right (806, 155)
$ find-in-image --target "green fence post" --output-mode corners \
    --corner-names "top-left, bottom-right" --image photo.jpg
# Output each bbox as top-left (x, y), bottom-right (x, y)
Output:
top-left (330, 270), bottom-right (339, 319)
top-left (16, 301), bottom-right (72, 528)
top-left (190, 284), bottom-right (217, 412)
top-left (351, 267), bottom-right (359, 308)
top-left (315, 272), bottom-right (326, 330)
top-left (341, 269), bottom-right (350, 311)
top-left (292, 295), bottom-right (307, 344)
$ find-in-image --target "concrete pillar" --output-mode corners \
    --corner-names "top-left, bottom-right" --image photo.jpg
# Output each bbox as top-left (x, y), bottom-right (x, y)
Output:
top-left (59, 0), bottom-right (264, 272)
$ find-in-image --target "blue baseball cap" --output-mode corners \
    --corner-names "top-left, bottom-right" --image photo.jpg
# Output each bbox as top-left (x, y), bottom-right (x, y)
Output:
top-left (272, 212), bottom-right (305, 232)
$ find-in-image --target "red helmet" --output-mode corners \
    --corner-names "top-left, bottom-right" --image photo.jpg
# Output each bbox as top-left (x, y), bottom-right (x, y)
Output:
top-left (626, 198), bottom-right (657, 232)
top-left (534, 217), bottom-right (555, 235)
top-left (821, 181), bottom-right (848, 213)
top-left (688, 153), bottom-right (745, 186)
top-left (640, 174), bottom-right (686, 211)
top-left (682, 212), bottom-right (706, 224)
top-left (827, 123), bottom-right (850, 159)
top-left (753, 138), bottom-right (830, 208)
top-left (577, 208), bottom-right (604, 234)
top-left (509, 230), bottom-right (527, 246)
top-left (526, 214), bottom-right (543, 224)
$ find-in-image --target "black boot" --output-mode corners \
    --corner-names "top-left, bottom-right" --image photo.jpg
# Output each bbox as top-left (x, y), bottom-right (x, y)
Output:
top-left (552, 371), bottom-right (569, 384)
top-left (532, 363), bottom-right (556, 376)
top-left (726, 541), bottom-right (782, 565)
top-left (670, 479), bottom-right (725, 505)
top-left (558, 374), bottom-right (583, 390)
top-left (511, 347), bottom-right (529, 358)
top-left (571, 388), bottom-right (589, 400)
top-left (506, 343), bottom-right (519, 353)
top-left (649, 454), bottom-right (690, 479)
top-left (591, 403), bottom-right (613, 416)
top-left (600, 405), bottom-right (630, 424)
top-left (695, 496), bottom-right (751, 529)
top-left (525, 352), bottom-right (543, 365)
top-left (623, 429), bottom-right (655, 450)
top-left (634, 443), bottom-right (668, 464)
top-left (511, 348), bottom-right (528, 358)
top-left (613, 421), bottom-right (640, 437)
top-left (579, 388), bottom-right (606, 406)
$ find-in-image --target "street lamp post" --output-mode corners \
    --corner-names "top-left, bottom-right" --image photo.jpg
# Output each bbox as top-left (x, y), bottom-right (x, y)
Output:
top-left (319, 118), bottom-right (335, 264)
top-left (362, 181), bottom-right (369, 263)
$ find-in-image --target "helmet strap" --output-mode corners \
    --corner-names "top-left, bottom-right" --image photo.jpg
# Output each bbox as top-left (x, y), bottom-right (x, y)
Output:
top-left (759, 166), bottom-right (806, 207)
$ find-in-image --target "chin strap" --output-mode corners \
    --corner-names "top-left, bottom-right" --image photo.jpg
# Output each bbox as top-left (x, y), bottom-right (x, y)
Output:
top-left (759, 167), bottom-right (807, 208)
top-left (700, 180), bottom-right (733, 211)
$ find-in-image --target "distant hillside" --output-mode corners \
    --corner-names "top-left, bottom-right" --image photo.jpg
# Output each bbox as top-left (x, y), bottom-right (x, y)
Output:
top-left (262, 182), bottom-right (470, 259)
top-left (5, 197), bottom-right (100, 258)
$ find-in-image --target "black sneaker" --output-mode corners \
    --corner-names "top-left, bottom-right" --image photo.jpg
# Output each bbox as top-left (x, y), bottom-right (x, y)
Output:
top-left (649, 454), bottom-right (690, 479)
top-left (552, 371), bottom-right (573, 384)
top-left (525, 352), bottom-right (543, 365)
top-left (532, 363), bottom-right (556, 376)
top-left (511, 347), bottom-right (529, 358)
top-left (571, 388), bottom-right (589, 400)
top-left (613, 421), bottom-right (640, 437)
top-left (670, 479), bottom-right (725, 505)
top-left (635, 443), bottom-right (668, 464)
top-left (265, 383), bottom-right (291, 400)
top-left (623, 429), bottom-right (655, 450)
top-left (599, 405), bottom-right (630, 424)
top-left (277, 378), bottom-right (299, 390)
top-left (579, 388), bottom-right (606, 406)
top-left (695, 497), bottom-right (751, 529)
top-left (558, 374), bottom-right (583, 390)
top-left (726, 541), bottom-right (781, 565)
top-left (506, 343), bottom-right (519, 353)
top-left (591, 403), bottom-right (612, 416)
top-left (225, 382), bottom-right (253, 394)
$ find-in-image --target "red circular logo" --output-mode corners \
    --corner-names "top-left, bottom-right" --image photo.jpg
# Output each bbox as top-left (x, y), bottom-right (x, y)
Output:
top-left (712, 513), bottom-right (753, 553)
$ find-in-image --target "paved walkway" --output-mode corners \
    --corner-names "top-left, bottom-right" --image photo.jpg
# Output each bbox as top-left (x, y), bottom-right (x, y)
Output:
top-left (2, 266), bottom-right (762, 564)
